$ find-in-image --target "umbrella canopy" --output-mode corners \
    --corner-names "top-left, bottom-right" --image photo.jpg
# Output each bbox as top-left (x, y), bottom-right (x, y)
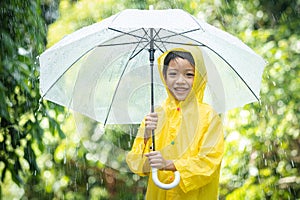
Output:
top-left (39, 8), bottom-right (266, 125)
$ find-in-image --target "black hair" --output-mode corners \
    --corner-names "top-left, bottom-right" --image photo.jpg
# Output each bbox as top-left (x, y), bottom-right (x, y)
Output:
top-left (163, 51), bottom-right (195, 78)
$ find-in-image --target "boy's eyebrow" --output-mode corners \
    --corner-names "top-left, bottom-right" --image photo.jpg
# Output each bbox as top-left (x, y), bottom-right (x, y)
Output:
top-left (184, 68), bottom-right (195, 71)
top-left (167, 68), bottom-right (178, 71)
top-left (167, 68), bottom-right (194, 71)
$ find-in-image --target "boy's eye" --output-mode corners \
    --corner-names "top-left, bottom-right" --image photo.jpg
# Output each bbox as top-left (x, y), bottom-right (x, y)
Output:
top-left (168, 72), bottom-right (177, 76)
top-left (186, 73), bottom-right (195, 77)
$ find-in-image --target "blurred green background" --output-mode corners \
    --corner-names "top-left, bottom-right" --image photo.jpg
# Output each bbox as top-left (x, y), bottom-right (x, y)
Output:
top-left (0, 0), bottom-right (299, 199)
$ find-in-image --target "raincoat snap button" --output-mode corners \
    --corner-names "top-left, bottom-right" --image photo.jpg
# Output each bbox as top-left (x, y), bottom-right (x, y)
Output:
top-left (171, 141), bottom-right (175, 145)
top-left (177, 107), bottom-right (180, 111)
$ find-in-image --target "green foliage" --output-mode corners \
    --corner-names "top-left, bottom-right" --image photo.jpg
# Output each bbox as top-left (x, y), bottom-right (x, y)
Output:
top-left (213, 0), bottom-right (300, 199)
top-left (0, 0), bottom-right (64, 197)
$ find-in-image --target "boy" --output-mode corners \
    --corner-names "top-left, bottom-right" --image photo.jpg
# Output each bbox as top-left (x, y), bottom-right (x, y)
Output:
top-left (127, 46), bottom-right (224, 199)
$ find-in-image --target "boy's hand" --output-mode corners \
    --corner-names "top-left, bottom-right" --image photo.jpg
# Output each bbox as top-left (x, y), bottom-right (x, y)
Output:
top-left (145, 151), bottom-right (176, 171)
top-left (145, 151), bottom-right (167, 170)
top-left (144, 112), bottom-right (158, 139)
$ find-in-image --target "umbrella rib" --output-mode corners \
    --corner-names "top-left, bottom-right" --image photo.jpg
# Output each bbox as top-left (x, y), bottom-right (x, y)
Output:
top-left (151, 28), bottom-right (204, 53)
top-left (182, 10), bottom-right (205, 32)
top-left (129, 42), bottom-right (150, 60)
top-left (103, 41), bottom-right (146, 125)
top-left (129, 29), bottom-right (151, 60)
top-left (128, 28), bottom-right (163, 60)
top-left (42, 29), bottom-right (147, 99)
top-left (150, 28), bottom-right (259, 101)
top-left (157, 41), bottom-right (205, 47)
top-left (152, 28), bottom-right (259, 102)
top-left (158, 28), bottom-right (201, 40)
top-left (152, 28), bottom-right (167, 53)
top-left (108, 27), bottom-right (149, 41)
top-left (203, 46), bottom-right (260, 101)
top-left (97, 41), bottom-right (145, 47)
top-left (41, 47), bottom-right (96, 99)
top-left (103, 60), bottom-right (130, 125)
top-left (155, 28), bottom-right (202, 45)
top-left (139, 28), bottom-right (162, 53)
top-left (128, 28), bottom-right (169, 60)
top-left (96, 28), bottom-right (149, 47)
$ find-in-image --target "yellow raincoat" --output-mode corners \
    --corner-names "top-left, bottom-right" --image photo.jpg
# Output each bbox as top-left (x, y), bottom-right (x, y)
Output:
top-left (126, 46), bottom-right (224, 200)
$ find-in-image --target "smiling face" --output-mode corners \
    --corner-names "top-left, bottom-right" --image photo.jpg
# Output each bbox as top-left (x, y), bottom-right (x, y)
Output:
top-left (164, 57), bottom-right (195, 101)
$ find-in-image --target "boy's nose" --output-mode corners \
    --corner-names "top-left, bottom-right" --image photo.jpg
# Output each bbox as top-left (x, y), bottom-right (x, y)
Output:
top-left (176, 74), bottom-right (186, 83)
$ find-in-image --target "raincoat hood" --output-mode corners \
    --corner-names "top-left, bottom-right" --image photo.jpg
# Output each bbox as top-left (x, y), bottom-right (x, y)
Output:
top-left (151, 46), bottom-right (216, 163)
top-left (157, 46), bottom-right (208, 107)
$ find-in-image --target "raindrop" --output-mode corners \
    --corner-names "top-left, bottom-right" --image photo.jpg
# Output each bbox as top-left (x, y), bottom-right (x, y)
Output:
top-left (291, 160), bottom-right (295, 167)
top-left (64, 153), bottom-right (67, 164)
top-left (264, 105), bottom-right (268, 112)
top-left (257, 174), bottom-right (261, 183)
top-left (129, 126), bottom-right (132, 141)
top-left (35, 98), bottom-right (43, 117)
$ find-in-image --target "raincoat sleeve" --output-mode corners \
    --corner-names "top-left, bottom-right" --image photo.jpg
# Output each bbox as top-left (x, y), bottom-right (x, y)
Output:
top-left (173, 108), bottom-right (224, 193)
top-left (126, 120), bottom-right (152, 176)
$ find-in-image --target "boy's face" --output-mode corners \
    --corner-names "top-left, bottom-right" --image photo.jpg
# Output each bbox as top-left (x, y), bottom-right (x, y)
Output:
top-left (164, 57), bottom-right (195, 101)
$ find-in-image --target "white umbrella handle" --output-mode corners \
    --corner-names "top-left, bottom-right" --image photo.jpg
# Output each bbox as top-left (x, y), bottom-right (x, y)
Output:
top-left (152, 167), bottom-right (180, 190)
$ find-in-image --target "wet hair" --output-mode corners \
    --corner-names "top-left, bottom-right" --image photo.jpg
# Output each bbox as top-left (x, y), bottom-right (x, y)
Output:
top-left (163, 51), bottom-right (195, 78)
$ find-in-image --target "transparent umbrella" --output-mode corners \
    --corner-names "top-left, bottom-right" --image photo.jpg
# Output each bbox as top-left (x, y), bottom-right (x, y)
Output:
top-left (39, 8), bottom-right (266, 189)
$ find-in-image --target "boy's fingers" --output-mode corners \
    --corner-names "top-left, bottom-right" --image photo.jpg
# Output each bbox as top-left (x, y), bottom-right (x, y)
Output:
top-left (145, 117), bottom-right (158, 122)
top-left (145, 113), bottom-right (158, 121)
top-left (145, 151), bottom-right (160, 157)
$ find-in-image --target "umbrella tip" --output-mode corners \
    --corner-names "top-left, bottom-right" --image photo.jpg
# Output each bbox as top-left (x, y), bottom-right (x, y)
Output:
top-left (149, 5), bottom-right (154, 10)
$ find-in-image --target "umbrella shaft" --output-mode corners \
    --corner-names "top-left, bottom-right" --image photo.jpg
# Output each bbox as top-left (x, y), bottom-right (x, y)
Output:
top-left (150, 57), bottom-right (155, 151)
top-left (149, 28), bottom-right (155, 112)
top-left (149, 28), bottom-right (156, 151)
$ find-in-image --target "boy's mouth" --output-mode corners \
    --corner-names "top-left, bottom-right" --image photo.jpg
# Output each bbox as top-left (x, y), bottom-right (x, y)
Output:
top-left (174, 87), bottom-right (189, 92)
